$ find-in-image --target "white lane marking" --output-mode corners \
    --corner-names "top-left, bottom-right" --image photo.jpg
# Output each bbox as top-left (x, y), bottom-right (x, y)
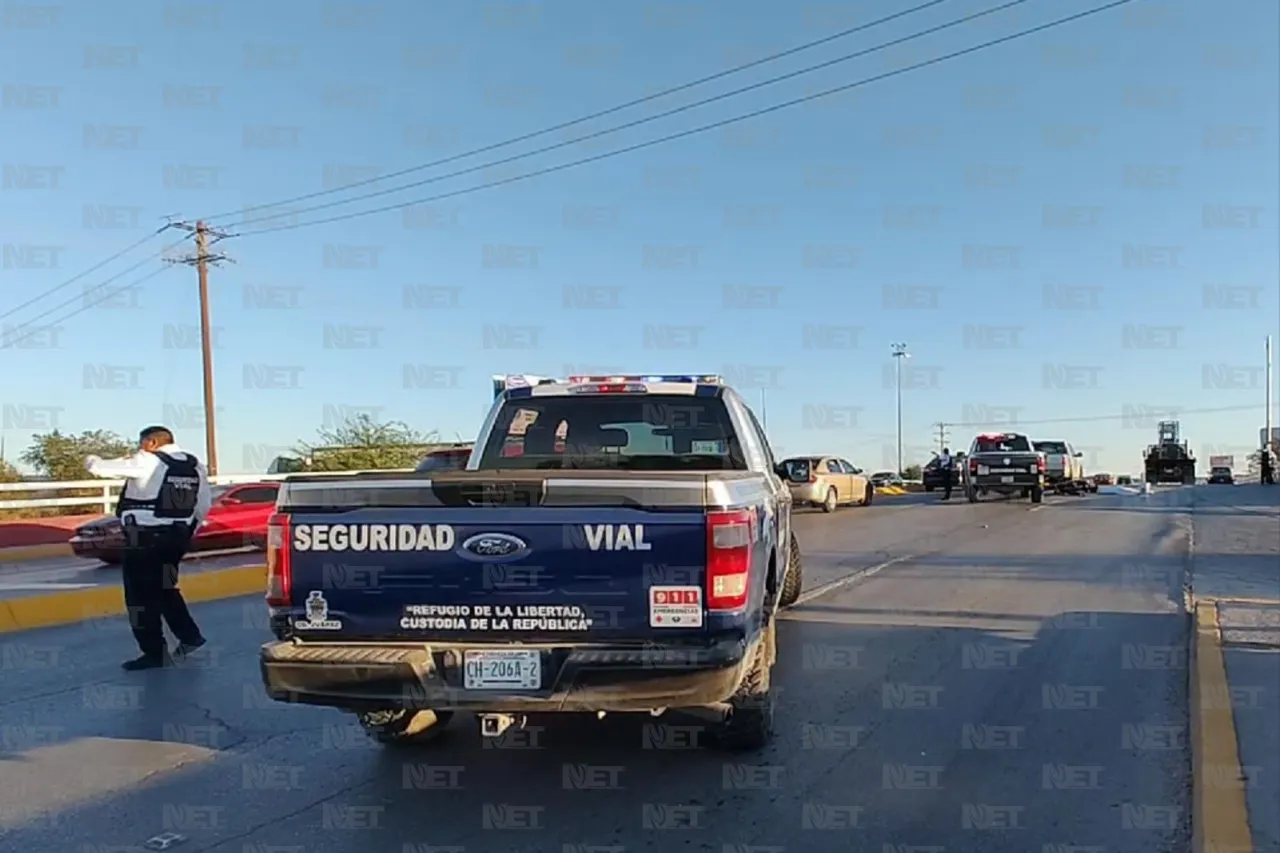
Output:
top-left (789, 554), bottom-right (915, 608)
top-left (787, 496), bottom-right (1059, 608)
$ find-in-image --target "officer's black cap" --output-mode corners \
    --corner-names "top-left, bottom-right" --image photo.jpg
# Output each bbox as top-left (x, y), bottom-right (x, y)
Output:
top-left (139, 425), bottom-right (173, 442)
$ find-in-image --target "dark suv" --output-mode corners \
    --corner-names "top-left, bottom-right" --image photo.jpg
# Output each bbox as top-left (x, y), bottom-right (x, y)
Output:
top-left (922, 455), bottom-right (962, 491)
top-left (1207, 466), bottom-right (1234, 485)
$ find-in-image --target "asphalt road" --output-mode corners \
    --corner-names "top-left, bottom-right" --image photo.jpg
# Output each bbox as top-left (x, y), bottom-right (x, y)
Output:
top-left (1188, 483), bottom-right (1280, 853)
top-left (0, 551), bottom-right (266, 600)
top-left (0, 487), bottom-right (1194, 852)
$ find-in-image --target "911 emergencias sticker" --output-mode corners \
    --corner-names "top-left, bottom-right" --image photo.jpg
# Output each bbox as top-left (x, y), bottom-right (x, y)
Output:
top-left (649, 586), bottom-right (703, 628)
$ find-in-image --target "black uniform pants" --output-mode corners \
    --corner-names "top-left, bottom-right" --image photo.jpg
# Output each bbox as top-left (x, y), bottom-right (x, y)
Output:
top-left (941, 467), bottom-right (953, 499)
top-left (121, 522), bottom-right (203, 658)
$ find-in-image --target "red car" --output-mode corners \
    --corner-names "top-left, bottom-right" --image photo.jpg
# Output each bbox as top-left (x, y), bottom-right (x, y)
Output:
top-left (69, 481), bottom-right (281, 564)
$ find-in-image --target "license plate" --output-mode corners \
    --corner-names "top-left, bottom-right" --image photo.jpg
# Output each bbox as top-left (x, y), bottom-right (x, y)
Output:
top-left (463, 650), bottom-right (541, 690)
top-left (978, 465), bottom-right (990, 475)
top-left (1001, 476), bottom-right (1014, 483)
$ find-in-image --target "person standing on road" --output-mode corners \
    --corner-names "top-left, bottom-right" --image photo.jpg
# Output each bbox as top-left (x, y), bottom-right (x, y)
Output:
top-left (85, 425), bottom-right (211, 670)
top-left (938, 448), bottom-right (954, 500)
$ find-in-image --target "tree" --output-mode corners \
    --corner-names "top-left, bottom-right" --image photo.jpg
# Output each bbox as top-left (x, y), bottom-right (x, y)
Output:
top-left (0, 458), bottom-right (21, 484)
top-left (297, 413), bottom-right (439, 472)
top-left (20, 429), bottom-right (134, 482)
top-left (903, 464), bottom-right (923, 480)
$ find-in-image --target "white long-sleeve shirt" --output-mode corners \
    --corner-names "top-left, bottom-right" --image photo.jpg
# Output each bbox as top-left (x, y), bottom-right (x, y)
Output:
top-left (85, 443), bottom-right (213, 527)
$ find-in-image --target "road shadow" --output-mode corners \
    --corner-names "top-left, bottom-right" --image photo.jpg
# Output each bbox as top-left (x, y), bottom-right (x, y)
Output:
top-left (0, 606), bottom-right (1191, 852)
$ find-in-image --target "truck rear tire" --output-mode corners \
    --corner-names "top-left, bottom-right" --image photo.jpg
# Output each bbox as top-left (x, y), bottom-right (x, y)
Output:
top-left (966, 487), bottom-right (978, 503)
top-left (778, 535), bottom-right (803, 608)
top-left (715, 619), bottom-right (775, 751)
top-left (1030, 486), bottom-right (1043, 504)
top-left (358, 709), bottom-right (453, 746)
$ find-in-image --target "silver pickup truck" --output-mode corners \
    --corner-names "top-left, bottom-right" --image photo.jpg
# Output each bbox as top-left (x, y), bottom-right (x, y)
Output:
top-left (1032, 439), bottom-right (1091, 494)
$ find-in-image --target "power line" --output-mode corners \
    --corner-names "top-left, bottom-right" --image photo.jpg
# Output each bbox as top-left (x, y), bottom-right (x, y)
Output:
top-left (222, 0), bottom-right (1027, 231)
top-left (201, 0), bottom-right (964, 224)
top-left (0, 261), bottom-right (174, 350)
top-left (231, 0), bottom-right (1133, 238)
top-left (0, 226), bottom-right (171, 323)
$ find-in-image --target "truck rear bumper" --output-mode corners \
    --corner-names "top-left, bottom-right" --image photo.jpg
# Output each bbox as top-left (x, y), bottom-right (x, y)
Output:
top-left (260, 637), bottom-right (752, 713)
top-left (970, 474), bottom-right (1042, 490)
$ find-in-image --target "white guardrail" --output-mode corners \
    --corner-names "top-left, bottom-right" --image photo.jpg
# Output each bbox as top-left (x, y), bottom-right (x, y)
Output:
top-left (0, 470), bottom-right (410, 515)
top-left (2, 471), bottom-right (928, 515)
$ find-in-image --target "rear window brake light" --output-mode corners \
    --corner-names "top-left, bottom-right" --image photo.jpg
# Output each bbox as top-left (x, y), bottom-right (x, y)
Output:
top-left (567, 382), bottom-right (648, 394)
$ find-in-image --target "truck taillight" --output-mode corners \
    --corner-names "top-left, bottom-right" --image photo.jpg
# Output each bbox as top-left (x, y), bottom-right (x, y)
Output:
top-left (1036, 456), bottom-right (1046, 473)
top-left (265, 513), bottom-right (292, 607)
top-left (969, 458), bottom-right (979, 474)
top-left (706, 509), bottom-right (754, 612)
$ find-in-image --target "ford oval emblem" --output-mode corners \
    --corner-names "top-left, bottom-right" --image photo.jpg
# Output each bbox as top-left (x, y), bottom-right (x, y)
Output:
top-left (459, 532), bottom-right (529, 563)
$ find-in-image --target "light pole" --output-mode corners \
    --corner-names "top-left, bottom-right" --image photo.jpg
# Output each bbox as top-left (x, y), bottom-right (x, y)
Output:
top-left (891, 342), bottom-right (909, 474)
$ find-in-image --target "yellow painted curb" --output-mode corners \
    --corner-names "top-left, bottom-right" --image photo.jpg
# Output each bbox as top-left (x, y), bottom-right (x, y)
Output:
top-left (0, 564), bottom-right (266, 635)
top-left (1192, 599), bottom-right (1255, 853)
top-left (0, 543), bottom-right (73, 562)
top-left (876, 486), bottom-right (908, 496)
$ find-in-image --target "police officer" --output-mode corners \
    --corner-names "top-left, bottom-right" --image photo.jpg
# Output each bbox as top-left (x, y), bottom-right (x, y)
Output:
top-left (938, 447), bottom-right (954, 500)
top-left (86, 425), bottom-right (211, 670)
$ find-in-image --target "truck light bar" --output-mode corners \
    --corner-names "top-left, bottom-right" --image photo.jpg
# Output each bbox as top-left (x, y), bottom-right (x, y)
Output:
top-left (566, 374), bottom-right (722, 385)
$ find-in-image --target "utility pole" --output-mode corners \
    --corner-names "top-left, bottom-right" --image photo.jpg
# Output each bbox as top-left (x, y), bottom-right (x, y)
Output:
top-left (1266, 334), bottom-right (1273, 479)
top-left (1265, 335), bottom-right (1272, 444)
top-left (933, 422), bottom-right (951, 453)
top-left (891, 342), bottom-right (909, 474)
top-left (166, 220), bottom-right (232, 476)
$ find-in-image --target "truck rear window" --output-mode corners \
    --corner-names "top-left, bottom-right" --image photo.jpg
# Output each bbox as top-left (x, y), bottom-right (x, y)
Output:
top-left (478, 395), bottom-right (746, 471)
top-left (1034, 441), bottom-right (1067, 454)
top-left (976, 435), bottom-right (1032, 453)
top-left (415, 450), bottom-right (470, 472)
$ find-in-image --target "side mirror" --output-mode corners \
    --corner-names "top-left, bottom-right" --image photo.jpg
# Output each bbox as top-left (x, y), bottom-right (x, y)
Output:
top-left (1074, 452), bottom-right (1084, 458)
top-left (851, 467), bottom-right (863, 475)
top-left (773, 463), bottom-right (791, 480)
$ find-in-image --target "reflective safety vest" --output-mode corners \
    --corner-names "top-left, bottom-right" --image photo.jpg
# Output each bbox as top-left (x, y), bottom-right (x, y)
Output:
top-left (115, 451), bottom-right (202, 521)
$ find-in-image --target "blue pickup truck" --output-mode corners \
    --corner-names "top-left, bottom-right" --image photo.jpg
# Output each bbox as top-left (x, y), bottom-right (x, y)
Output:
top-left (259, 375), bottom-right (803, 750)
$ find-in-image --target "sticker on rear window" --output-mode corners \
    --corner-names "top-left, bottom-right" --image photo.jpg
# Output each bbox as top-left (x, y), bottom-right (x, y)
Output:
top-left (649, 586), bottom-right (703, 628)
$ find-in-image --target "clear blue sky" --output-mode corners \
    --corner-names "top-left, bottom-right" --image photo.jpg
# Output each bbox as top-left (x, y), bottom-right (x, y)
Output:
top-left (1, 0), bottom-right (1277, 475)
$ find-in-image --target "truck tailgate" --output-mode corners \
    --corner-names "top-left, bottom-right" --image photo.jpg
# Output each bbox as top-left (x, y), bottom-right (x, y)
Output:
top-left (282, 507), bottom-right (709, 643)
